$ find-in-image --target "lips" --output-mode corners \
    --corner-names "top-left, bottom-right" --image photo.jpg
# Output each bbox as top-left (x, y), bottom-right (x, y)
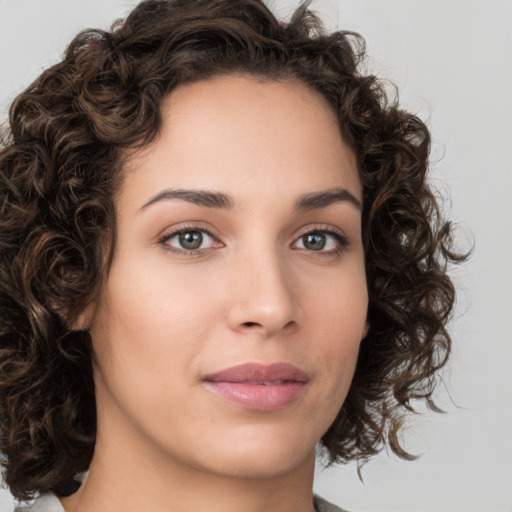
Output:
top-left (203, 363), bottom-right (308, 411)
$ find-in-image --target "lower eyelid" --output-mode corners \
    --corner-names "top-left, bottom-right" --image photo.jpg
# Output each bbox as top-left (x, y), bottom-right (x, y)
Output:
top-left (293, 230), bottom-right (349, 251)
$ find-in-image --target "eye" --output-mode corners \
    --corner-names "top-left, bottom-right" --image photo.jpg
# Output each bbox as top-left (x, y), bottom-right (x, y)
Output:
top-left (159, 227), bottom-right (219, 253)
top-left (293, 229), bottom-right (348, 253)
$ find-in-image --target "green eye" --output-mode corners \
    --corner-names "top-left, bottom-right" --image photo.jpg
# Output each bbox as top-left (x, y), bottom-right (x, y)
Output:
top-left (162, 229), bottom-right (216, 252)
top-left (301, 233), bottom-right (326, 251)
top-left (293, 230), bottom-right (348, 253)
top-left (178, 231), bottom-right (204, 250)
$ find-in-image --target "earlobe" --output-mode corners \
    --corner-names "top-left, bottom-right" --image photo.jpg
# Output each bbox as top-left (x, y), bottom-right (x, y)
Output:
top-left (69, 303), bottom-right (95, 332)
top-left (47, 294), bottom-right (94, 331)
top-left (51, 298), bottom-right (95, 332)
top-left (362, 321), bottom-right (370, 340)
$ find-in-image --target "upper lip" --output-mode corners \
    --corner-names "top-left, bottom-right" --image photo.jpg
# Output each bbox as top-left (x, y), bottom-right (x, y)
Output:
top-left (203, 362), bottom-right (309, 383)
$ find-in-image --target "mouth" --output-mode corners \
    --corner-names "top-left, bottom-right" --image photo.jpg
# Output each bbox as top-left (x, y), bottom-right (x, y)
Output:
top-left (202, 362), bottom-right (309, 411)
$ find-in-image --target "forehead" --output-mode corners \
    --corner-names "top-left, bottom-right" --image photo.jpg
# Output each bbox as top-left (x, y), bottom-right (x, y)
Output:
top-left (165, 73), bottom-right (340, 128)
top-left (120, 74), bottom-right (361, 210)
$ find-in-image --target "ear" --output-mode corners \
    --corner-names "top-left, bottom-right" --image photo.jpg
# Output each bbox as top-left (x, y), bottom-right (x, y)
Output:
top-left (362, 321), bottom-right (370, 340)
top-left (68, 302), bottom-right (96, 332)
top-left (50, 296), bottom-right (96, 332)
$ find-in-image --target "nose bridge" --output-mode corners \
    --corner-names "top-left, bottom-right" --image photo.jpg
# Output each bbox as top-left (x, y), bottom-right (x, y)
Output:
top-left (226, 234), bottom-right (298, 336)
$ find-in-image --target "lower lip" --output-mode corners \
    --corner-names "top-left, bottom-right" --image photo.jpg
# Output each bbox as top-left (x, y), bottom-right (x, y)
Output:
top-left (203, 381), bottom-right (306, 411)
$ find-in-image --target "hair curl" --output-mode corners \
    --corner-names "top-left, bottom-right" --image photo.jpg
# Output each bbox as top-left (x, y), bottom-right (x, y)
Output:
top-left (0, 0), bottom-right (465, 501)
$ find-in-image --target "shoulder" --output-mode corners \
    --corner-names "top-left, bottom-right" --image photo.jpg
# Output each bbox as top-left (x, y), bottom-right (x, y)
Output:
top-left (14, 494), bottom-right (64, 512)
top-left (314, 494), bottom-right (350, 512)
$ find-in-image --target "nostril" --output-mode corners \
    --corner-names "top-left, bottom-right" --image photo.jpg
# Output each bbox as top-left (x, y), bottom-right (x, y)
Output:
top-left (241, 320), bottom-right (296, 331)
top-left (242, 322), bottom-right (261, 328)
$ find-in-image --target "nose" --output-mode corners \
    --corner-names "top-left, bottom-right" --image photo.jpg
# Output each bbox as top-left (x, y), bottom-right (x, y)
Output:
top-left (226, 248), bottom-right (299, 338)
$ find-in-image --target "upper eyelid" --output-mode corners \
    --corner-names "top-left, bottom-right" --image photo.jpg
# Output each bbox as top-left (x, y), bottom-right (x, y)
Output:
top-left (294, 224), bottom-right (347, 240)
top-left (156, 222), bottom-right (349, 247)
top-left (158, 222), bottom-right (219, 241)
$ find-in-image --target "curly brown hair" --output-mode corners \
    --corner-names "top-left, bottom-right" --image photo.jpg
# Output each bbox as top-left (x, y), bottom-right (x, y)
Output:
top-left (0, 0), bottom-right (464, 501)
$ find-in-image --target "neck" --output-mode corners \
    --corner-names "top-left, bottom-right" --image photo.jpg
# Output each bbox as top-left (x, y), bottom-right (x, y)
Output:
top-left (60, 414), bottom-right (318, 512)
top-left (62, 453), bottom-right (317, 512)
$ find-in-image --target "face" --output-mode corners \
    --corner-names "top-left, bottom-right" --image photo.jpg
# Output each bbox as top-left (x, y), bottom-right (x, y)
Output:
top-left (88, 75), bottom-right (368, 480)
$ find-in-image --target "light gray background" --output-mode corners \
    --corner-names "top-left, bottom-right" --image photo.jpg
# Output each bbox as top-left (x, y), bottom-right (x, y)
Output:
top-left (1, 1), bottom-right (511, 511)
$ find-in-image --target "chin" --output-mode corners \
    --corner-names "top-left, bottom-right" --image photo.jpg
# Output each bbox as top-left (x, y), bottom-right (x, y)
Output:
top-left (213, 451), bottom-right (315, 480)
top-left (188, 425), bottom-right (318, 479)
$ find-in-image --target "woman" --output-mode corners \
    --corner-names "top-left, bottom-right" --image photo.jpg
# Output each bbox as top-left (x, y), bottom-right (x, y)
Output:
top-left (0, 1), bottom-right (463, 511)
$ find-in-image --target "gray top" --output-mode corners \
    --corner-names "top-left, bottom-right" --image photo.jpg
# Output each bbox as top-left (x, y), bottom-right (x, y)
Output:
top-left (16, 493), bottom-right (347, 512)
top-left (15, 493), bottom-right (64, 512)
top-left (314, 494), bottom-right (348, 512)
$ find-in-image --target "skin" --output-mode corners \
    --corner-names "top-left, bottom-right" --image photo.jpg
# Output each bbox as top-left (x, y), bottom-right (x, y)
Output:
top-left (62, 75), bottom-right (368, 512)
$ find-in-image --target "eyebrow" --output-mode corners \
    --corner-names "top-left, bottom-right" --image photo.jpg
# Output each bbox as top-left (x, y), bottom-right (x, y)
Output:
top-left (139, 186), bottom-right (361, 212)
top-left (294, 187), bottom-right (362, 211)
top-left (140, 189), bottom-right (235, 211)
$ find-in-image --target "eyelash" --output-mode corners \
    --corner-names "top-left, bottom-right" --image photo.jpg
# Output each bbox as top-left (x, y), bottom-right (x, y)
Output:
top-left (294, 227), bottom-right (349, 256)
top-left (157, 224), bottom-right (349, 256)
top-left (157, 224), bottom-right (219, 255)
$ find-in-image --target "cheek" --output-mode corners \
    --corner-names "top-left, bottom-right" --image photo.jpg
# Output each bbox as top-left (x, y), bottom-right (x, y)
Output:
top-left (304, 265), bottom-right (367, 388)
top-left (91, 259), bottom-right (223, 378)
top-left (307, 263), bottom-right (368, 337)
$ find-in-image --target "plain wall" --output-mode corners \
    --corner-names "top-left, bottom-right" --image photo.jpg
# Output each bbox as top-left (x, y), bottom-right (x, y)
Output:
top-left (1, 1), bottom-right (511, 511)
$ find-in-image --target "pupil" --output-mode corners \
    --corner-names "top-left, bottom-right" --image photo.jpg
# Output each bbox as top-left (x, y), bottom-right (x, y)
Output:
top-left (179, 231), bottom-right (202, 249)
top-left (304, 233), bottom-right (325, 250)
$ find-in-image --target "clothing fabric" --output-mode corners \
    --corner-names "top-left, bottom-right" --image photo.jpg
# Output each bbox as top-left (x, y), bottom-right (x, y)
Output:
top-left (314, 494), bottom-right (348, 512)
top-left (15, 492), bottom-right (348, 512)
top-left (14, 493), bottom-right (64, 512)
